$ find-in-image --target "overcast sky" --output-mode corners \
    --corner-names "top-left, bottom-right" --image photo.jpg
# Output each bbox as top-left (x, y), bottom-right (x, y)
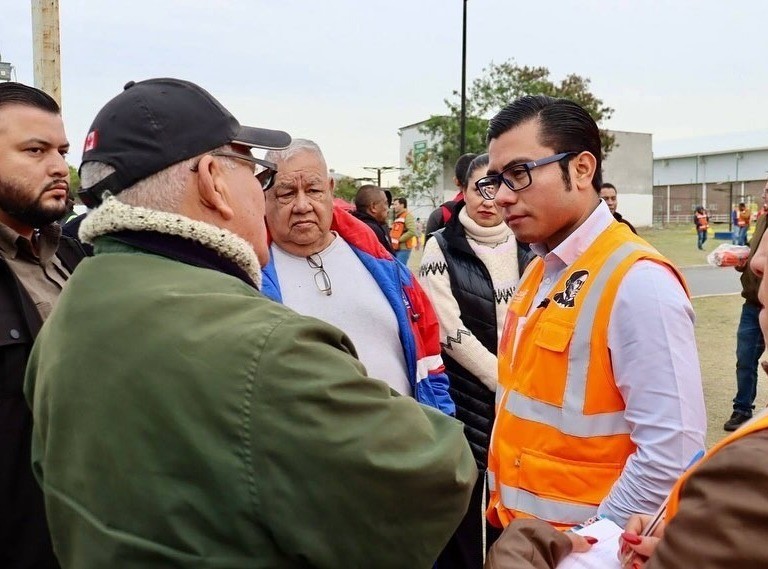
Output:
top-left (3, 0), bottom-right (767, 184)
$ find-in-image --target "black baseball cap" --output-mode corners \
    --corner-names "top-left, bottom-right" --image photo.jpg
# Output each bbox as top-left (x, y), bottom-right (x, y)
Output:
top-left (78, 78), bottom-right (291, 207)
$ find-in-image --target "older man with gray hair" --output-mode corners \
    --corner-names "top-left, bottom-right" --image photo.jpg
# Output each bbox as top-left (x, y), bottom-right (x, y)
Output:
top-left (24, 79), bottom-right (475, 568)
top-left (261, 139), bottom-right (455, 415)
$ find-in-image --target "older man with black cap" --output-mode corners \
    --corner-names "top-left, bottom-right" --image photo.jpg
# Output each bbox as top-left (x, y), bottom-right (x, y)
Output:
top-left (24, 78), bottom-right (475, 568)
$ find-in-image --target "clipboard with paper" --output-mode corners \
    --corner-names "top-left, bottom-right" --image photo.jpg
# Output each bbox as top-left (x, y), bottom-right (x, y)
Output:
top-left (557, 516), bottom-right (622, 569)
top-left (558, 449), bottom-right (706, 568)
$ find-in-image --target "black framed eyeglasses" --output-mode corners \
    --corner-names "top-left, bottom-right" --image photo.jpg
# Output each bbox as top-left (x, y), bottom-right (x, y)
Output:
top-left (306, 254), bottom-right (332, 296)
top-left (191, 151), bottom-right (278, 191)
top-left (475, 152), bottom-right (578, 200)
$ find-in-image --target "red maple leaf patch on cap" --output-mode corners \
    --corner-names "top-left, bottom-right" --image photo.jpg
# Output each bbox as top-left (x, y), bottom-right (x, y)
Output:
top-left (83, 130), bottom-right (98, 152)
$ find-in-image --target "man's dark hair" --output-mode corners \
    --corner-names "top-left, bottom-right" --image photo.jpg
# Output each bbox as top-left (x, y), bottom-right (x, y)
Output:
top-left (739, 202), bottom-right (746, 208)
top-left (487, 95), bottom-right (602, 192)
top-left (0, 82), bottom-right (60, 114)
top-left (354, 184), bottom-right (383, 211)
top-left (601, 182), bottom-right (616, 191)
top-left (454, 153), bottom-right (478, 189)
top-left (395, 197), bottom-right (407, 208)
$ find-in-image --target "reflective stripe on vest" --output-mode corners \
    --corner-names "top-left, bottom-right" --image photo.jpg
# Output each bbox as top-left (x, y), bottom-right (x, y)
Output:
top-left (489, 470), bottom-right (596, 525)
top-left (500, 485), bottom-right (598, 525)
top-left (502, 242), bottom-right (654, 439)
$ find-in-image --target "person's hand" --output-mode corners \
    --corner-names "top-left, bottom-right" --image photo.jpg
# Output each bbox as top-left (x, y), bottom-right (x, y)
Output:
top-left (567, 532), bottom-right (597, 553)
top-left (618, 514), bottom-right (665, 568)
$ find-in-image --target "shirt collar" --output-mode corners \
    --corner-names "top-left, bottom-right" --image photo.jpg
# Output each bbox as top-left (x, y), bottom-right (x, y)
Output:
top-left (530, 199), bottom-right (614, 265)
top-left (36, 224), bottom-right (62, 264)
top-left (0, 221), bottom-right (20, 259)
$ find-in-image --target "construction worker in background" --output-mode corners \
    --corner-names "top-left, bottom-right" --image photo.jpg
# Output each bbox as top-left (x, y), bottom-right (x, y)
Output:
top-left (390, 196), bottom-right (417, 265)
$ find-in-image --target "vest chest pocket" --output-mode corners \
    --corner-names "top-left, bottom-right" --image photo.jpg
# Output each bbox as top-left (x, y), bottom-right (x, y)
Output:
top-left (534, 320), bottom-right (573, 352)
top-left (520, 320), bottom-right (574, 403)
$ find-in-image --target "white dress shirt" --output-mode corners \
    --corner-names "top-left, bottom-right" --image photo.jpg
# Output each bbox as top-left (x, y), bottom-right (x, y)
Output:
top-left (529, 200), bottom-right (707, 526)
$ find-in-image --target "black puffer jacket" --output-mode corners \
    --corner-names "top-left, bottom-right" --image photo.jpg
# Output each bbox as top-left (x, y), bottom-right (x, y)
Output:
top-left (432, 205), bottom-right (533, 469)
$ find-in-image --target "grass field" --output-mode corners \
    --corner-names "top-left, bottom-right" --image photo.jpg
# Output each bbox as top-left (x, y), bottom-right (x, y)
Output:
top-left (636, 223), bottom-right (747, 269)
top-left (628, 225), bottom-right (763, 446)
top-left (408, 223), bottom-right (764, 448)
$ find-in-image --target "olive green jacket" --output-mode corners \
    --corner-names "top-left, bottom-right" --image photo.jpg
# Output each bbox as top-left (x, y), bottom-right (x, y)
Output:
top-left (25, 201), bottom-right (476, 568)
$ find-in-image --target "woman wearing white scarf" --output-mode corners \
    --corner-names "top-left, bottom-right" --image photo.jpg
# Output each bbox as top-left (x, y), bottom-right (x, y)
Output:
top-left (419, 154), bottom-right (533, 569)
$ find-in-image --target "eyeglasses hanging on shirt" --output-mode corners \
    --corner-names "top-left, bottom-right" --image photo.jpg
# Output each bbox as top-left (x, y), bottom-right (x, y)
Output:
top-left (306, 254), bottom-right (332, 296)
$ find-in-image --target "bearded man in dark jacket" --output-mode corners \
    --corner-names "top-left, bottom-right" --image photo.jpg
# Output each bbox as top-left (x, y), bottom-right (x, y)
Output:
top-left (0, 82), bottom-right (85, 568)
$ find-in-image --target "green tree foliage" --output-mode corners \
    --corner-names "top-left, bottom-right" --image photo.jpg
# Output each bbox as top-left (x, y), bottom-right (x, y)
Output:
top-left (68, 165), bottom-right (81, 199)
top-left (399, 148), bottom-right (444, 208)
top-left (420, 59), bottom-right (615, 170)
top-left (333, 176), bottom-right (359, 203)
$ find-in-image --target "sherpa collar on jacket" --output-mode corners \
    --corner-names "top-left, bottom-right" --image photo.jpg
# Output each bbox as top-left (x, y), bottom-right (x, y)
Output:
top-left (79, 198), bottom-right (262, 289)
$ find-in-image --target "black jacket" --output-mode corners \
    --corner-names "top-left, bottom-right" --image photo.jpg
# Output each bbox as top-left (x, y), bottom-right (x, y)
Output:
top-left (0, 233), bottom-right (84, 568)
top-left (613, 211), bottom-right (637, 235)
top-left (432, 205), bottom-right (534, 469)
top-left (62, 212), bottom-right (94, 256)
top-left (350, 210), bottom-right (394, 254)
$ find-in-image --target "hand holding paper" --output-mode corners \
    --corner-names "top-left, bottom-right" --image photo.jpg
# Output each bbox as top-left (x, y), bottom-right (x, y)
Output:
top-left (558, 517), bottom-right (623, 569)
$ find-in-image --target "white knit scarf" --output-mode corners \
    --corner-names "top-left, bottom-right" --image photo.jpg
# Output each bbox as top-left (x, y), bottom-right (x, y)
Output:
top-left (458, 206), bottom-right (513, 245)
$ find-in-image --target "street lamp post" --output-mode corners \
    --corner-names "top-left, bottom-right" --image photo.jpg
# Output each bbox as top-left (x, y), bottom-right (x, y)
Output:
top-left (459, 0), bottom-right (468, 155)
top-left (363, 166), bottom-right (403, 187)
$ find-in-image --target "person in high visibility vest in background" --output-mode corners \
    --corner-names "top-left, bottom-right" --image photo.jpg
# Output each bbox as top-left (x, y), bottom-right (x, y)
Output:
top-left (694, 206), bottom-right (709, 250)
top-left (390, 196), bottom-right (417, 265)
top-left (737, 202), bottom-right (752, 246)
top-left (475, 95), bottom-right (706, 531)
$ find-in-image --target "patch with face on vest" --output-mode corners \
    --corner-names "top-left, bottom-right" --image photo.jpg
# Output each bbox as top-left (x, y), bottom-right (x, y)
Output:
top-left (552, 269), bottom-right (590, 308)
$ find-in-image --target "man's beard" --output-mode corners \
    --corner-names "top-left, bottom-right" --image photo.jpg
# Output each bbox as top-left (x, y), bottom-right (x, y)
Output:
top-left (0, 177), bottom-right (68, 228)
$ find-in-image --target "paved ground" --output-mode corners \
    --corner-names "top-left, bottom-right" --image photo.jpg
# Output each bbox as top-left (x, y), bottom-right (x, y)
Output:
top-left (681, 265), bottom-right (742, 298)
top-left (409, 249), bottom-right (744, 299)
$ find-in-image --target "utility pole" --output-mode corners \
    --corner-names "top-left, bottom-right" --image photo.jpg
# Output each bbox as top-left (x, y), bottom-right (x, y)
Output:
top-left (31, 0), bottom-right (62, 105)
top-left (363, 166), bottom-right (403, 187)
top-left (459, 0), bottom-right (468, 155)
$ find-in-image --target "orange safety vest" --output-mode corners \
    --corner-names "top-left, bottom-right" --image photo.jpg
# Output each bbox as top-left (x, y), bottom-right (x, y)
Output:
top-left (738, 209), bottom-right (751, 227)
top-left (390, 211), bottom-right (417, 250)
top-left (486, 222), bottom-right (688, 528)
top-left (695, 212), bottom-right (709, 231)
top-left (667, 411), bottom-right (768, 520)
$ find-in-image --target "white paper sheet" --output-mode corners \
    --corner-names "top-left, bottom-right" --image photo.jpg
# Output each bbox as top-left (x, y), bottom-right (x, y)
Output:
top-left (557, 517), bottom-right (623, 569)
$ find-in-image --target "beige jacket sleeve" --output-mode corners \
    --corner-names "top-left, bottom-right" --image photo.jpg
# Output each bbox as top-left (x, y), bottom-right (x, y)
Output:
top-left (646, 429), bottom-right (768, 569)
top-left (485, 519), bottom-right (573, 569)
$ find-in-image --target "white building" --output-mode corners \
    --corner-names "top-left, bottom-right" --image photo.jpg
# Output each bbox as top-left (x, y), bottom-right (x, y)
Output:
top-left (652, 131), bottom-right (768, 224)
